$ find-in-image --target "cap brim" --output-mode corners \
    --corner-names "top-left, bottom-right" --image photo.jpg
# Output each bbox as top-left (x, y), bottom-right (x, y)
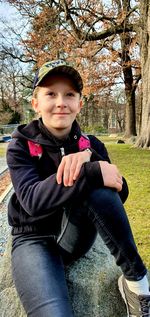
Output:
top-left (36, 65), bottom-right (83, 92)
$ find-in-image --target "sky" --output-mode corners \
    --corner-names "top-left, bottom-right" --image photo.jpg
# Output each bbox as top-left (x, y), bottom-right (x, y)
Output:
top-left (0, 1), bottom-right (22, 41)
top-left (0, 1), bottom-right (29, 49)
top-left (0, 1), bottom-right (18, 21)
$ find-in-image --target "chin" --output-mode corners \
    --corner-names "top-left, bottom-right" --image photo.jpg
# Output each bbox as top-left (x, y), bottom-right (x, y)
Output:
top-left (54, 124), bottom-right (69, 129)
top-left (54, 122), bottom-right (72, 128)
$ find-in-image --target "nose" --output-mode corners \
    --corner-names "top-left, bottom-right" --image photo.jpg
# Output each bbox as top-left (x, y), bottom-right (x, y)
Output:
top-left (56, 94), bottom-right (67, 108)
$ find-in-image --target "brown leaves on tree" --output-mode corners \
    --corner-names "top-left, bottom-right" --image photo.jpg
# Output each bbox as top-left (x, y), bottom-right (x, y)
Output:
top-left (6, 0), bottom-right (148, 142)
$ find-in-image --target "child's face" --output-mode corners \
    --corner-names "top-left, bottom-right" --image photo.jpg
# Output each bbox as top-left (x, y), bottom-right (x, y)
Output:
top-left (32, 74), bottom-right (82, 138)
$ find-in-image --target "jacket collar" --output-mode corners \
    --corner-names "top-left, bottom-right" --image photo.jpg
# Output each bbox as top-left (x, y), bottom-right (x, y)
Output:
top-left (12, 118), bottom-right (82, 151)
top-left (38, 118), bottom-right (81, 148)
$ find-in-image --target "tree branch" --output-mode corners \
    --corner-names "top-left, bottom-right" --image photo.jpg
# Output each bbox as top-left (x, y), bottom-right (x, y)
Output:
top-left (1, 45), bottom-right (35, 63)
top-left (60, 0), bottom-right (136, 42)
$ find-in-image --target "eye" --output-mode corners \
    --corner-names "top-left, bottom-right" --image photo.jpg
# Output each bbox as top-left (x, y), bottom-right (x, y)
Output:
top-left (47, 91), bottom-right (55, 96)
top-left (66, 92), bottom-right (75, 97)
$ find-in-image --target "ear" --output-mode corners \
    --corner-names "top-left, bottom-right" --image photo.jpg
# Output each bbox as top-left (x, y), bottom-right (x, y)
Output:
top-left (31, 97), bottom-right (39, 113)
top-left (77, 99), bottom-right (83, 114)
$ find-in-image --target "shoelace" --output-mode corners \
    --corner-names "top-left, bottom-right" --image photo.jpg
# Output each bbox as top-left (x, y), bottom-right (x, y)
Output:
top-left (140, 297), bottom-right (150, 316)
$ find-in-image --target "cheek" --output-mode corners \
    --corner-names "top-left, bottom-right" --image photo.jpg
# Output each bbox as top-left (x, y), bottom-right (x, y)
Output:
top-left (75, 105), bottom-right (82, 114)
top-left (40, 102), bottom-right (52, 112)
top-left (72, 101), bottom-right (81, 113)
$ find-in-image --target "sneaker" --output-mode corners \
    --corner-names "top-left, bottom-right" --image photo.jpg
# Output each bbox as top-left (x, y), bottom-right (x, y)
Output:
top-left (118, 275), bottom-right (150, 317)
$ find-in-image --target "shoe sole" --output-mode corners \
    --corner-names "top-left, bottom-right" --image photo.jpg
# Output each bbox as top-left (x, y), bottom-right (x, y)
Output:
top-left (118, 275), bottom-right (130, 317)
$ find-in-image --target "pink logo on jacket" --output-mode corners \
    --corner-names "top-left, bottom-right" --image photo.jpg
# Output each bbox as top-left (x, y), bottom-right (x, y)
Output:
top-left (27, 141), bottom-right (43, 158)
top-left (78, 136), bottom-right (91, 150)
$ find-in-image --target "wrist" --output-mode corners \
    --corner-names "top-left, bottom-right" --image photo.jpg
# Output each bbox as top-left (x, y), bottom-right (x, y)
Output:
top-left (84, 148), bottom-right (92, 159)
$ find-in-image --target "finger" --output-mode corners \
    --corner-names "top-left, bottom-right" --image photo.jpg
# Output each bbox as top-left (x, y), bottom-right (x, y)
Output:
top-left (68, 154), bottom-right (87, 185)
top-left (117, 176), bottom-right (123, 184)
top-left (117, 185), bottom-right (122, 192)
top-left (116, 178), bottom-right (123, 192)
top-left (68, 160), bottom-right (77, 186)
top-left (63, 158), bottom-right (72, 186)
top-left (56, 159), bottom-right (66, 184)
top-left (73, 162), bottom-right (82, 181)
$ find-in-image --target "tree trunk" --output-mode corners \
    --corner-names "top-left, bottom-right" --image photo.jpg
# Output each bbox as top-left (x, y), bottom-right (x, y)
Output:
top-left (136, 0), bottom-right (150, 148)
top-left (124, 84), bottom-right (136, 137)
top-left (119, 0), bottom-right (137, 137)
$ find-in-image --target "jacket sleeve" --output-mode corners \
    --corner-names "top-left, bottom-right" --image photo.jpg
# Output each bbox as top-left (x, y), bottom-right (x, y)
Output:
top-left (89, 135), bottom-right (111, 163)
top-left (89, 135), bottom-right (129, 203)
top-left (7, 138), bottom-right (103, 218)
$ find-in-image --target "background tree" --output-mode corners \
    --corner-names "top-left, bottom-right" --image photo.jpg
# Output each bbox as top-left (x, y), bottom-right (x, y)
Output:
top-left (0, 50), bottom-right (32, 123)
top-left (136, 0), bottom-right (150, 147)
top-left (3, 0), bottom-right (149, 147)
top-left (59, 0), bottom-right (139, 135)
top-left (7, 0), bottom-right (139, 132)
top-left (0, 11), bottom-right (36, 123)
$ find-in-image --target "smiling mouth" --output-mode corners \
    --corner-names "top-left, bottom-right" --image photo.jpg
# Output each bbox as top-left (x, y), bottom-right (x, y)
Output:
top-left (53, 113), bottom-right (70, 115)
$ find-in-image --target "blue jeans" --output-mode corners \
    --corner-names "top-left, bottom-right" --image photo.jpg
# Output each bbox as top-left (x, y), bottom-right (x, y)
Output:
top-left (12, 188), bottom-right (147, 317)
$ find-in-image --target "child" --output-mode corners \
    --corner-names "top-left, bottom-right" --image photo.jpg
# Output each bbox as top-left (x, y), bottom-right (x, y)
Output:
top-left (7, 59), bottom-right (150, 317)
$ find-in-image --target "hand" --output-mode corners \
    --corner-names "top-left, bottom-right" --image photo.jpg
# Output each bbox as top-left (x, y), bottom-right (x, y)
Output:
top-left (99, 161), bottom-right (123, 192)
top-left (56, 151), bottom-right (91, 186)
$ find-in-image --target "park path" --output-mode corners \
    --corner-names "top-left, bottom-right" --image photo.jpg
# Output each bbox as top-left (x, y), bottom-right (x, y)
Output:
top-left (0, 189), bottom-right (12, 263)
top-left (0, 156), bottom-right (7, 173)
top-left (0, 151), bottom-right (11, 263)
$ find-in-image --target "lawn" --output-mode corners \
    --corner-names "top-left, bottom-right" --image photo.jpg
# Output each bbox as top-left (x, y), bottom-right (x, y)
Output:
top-left (99, 136), bottom-right (150, 269)
top-left (0, 143), bottom-right (8, 157)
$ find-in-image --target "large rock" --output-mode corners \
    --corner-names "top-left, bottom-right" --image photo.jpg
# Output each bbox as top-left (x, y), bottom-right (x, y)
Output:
top-left (66, 236), bottom-right (127, 317)
top-left (0, 287), bottom-right (25, 317)
top-left (0, 237), bottom-right (26, 317)
top-left (0, 234), bottom-right (137, 317)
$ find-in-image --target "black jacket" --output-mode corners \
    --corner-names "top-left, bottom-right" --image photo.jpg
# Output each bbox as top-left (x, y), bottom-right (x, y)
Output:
top-left (7, 119), bottom-right (129, 235)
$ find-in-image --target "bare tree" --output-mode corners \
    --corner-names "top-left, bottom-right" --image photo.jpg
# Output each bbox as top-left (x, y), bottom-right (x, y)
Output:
top-left (136, 0), bottom-right (150, 148)
top-left (6, 0), bottom-right (139, 132)
top-left (4, 0), bottom-right (150, 146)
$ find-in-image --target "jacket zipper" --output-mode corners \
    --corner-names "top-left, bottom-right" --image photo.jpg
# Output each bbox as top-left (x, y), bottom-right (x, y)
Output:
top-left (60, 147), bottom-right (65, 157)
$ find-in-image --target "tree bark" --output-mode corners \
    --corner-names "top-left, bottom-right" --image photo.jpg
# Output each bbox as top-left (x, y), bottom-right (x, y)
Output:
top-left (118, 0), bottom-right (136, 137)
top-left (136, 0), bottom-right (150, 148)
top-left (124, 87), bottom-right (136, 137)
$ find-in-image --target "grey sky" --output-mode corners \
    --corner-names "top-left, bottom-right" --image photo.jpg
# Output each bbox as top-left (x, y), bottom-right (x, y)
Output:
top-left (0, 2), bottom-right (18, 20)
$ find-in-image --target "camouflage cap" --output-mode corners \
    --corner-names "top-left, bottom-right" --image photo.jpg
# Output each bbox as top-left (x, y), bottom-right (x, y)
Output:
top-left (33, 60), bottom-right (83, 92)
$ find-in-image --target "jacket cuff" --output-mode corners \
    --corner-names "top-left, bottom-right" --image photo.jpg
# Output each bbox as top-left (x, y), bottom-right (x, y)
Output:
top-left (90, 148), bottom-right (105, 162)
top-left (84, 161), bottom-right (104, 188)
top-left (118, 177), bottom-right (129, 203)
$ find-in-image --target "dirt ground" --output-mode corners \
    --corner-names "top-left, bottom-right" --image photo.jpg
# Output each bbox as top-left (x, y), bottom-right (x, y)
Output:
top-left (0, 171), bottom-right (11, 197)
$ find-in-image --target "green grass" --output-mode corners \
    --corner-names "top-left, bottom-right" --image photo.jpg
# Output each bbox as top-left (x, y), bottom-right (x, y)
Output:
top-left (99, 136), bottom-right (150, 269)
top-left (0, 143), bottom-right (8, 157)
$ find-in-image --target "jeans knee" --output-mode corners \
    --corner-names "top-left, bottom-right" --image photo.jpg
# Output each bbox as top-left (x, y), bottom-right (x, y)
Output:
top-left (88, 187), bottom-right (121, 209)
